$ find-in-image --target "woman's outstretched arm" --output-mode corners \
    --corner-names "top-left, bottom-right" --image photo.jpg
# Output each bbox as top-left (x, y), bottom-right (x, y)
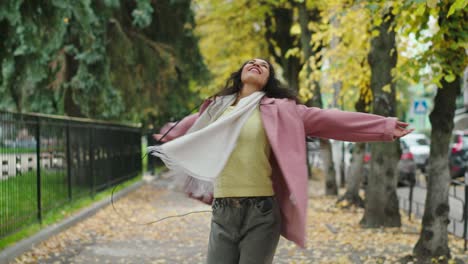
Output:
top-left (153, 99), bottom-right (214, 142)
top-left (296, 104), bottom-right (412, 142)
top-left (153, 113), bottom-right (199, 142)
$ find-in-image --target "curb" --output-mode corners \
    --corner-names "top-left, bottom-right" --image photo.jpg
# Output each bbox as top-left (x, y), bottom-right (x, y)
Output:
top-left (0, 180), bottom-right (144, 264)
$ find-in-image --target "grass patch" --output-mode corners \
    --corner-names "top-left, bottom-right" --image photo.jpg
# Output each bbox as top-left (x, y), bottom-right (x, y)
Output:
top-left (0, 169), bottom-right (88, 237)
top-left (0, 174), bottom-right (142, 250)
top-left (0, 147), bottom-right (36, 154)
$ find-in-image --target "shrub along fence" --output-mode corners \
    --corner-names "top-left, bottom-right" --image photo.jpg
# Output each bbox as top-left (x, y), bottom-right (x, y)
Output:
top-left (0, 110), bottom-right (142, 239)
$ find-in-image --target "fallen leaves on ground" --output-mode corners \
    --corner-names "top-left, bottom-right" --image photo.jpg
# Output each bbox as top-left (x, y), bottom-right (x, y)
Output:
top-left (12, 179), bottom-right (468, 264)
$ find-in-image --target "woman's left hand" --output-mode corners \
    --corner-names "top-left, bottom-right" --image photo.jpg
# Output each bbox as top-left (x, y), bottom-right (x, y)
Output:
top-left (393, 121), bottom-right (414, 139)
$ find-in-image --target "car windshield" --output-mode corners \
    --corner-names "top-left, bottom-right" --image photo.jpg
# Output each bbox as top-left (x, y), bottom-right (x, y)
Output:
top-left (400, 141), bottom-right (410, 151)
top-left (463, 135), bottom-right (468, 146)
top-left (404, 137), bottom-right (429, 146)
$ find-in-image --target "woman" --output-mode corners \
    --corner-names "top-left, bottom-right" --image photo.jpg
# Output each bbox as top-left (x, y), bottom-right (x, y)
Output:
top-left (151, 58), bottom-right (412, 264)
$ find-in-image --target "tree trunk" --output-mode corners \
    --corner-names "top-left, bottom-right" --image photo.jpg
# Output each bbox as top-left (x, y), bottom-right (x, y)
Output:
top-left (413, 77), bottom-right (460, 261)
top-left (320, 139), bottom-right (338, 195)
top-left (413, 5), bottom-right (463, 261)
top-left (6, 57), bottom-right (24, 112)
top-left (337, 88), bottom-right (371, 207)
top-left (264, 7), bottom-right (302, 92)
top-left (298, 2), bottom-right (312, 63)
top-left (463, 66), bottom-right (468, 110)
top-left (337, 142), bottom-right (365, 207)
top-left (360, 9), bottom-right (401, 228)
top-left (361, 141), bottom-right (401, 227)
top-left (297, 2), bottom-right (338, 194)
top-left (329, 15), bottom-right (342, 109)
top-left (64, 51), bottom-right (84, 117)
top-left (9, 82), bottom-right (22, 113)
top-left (300, 4), bottom-right (323, 109)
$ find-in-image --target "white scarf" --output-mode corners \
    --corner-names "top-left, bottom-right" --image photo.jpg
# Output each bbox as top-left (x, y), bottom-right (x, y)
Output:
top-left (148, 91), bottom-right (265, 197)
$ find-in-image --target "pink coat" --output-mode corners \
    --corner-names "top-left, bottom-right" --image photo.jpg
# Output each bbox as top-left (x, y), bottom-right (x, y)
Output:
top-left (160, 96), bottom-right (397, 248)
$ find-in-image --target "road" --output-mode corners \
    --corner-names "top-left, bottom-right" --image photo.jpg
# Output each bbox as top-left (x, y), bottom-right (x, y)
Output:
top-left (397, 174), bottom-right (467, 239)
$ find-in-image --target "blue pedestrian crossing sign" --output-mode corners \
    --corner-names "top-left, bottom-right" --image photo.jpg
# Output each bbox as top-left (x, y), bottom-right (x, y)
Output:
top-left (413, 99), bottom-right (428, 114)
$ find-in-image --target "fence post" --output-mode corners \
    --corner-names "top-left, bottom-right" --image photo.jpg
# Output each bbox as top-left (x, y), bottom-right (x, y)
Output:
top-left (464, 171), bottom-right (467, 251)
top-left (408, 180), bottom-right (414, 221)
top-left (35, 116), bottom-right (42, 224)
top-left (66, 121), bottom-right (72, 201)
top-left (340, 141), bottom-right (345, 188)
top-left (90, 126), bottom-right (95, 197)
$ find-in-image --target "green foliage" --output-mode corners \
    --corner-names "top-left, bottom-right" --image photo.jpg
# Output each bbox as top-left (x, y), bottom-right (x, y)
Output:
top-left (194, 0), bottom-right (270, 97)
top-left (447, 0), bottom-right (466, 17)
top-left (104, 0), bottom-right (120, 8)
top-left (0, 1), bottom-right (70, 112)
top-left (0, 0), bottom-right (208, 128)
top-left (397, 0), bottom-right (467, 88)
top-left (1, 0), bottom-right (464, 127)
top-left (132, 0), bottom-right (153, 28)
top-left (305, 0), bottom-right (373, 109)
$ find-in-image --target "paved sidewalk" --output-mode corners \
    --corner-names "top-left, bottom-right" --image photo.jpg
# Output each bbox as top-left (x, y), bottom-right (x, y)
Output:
top-left (11, 175), bottom-right (468, 264)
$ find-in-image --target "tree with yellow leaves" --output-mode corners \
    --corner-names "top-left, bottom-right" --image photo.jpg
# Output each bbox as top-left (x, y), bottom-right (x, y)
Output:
top-left (397, 0), bottom-right (467, 261)
top-left (307, 0), bottom-right (374, 205)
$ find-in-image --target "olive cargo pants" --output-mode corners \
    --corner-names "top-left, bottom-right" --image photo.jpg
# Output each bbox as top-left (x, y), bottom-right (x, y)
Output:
top-left (206, 196), bottom-right (281, 264)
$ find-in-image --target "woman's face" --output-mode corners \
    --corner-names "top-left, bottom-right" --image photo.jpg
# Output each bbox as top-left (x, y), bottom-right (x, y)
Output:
top-left (240, 58), bottom-right (270, 90)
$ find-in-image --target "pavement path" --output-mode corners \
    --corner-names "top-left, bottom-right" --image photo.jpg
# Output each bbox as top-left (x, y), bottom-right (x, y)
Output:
top-left (11, 175), bottom-right (468, 264)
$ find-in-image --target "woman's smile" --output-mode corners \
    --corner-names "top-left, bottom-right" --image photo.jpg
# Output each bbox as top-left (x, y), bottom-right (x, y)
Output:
top-left (241, 58), bottom-right (270, 89)
top-left (248, 65), bottom-right (262, 74)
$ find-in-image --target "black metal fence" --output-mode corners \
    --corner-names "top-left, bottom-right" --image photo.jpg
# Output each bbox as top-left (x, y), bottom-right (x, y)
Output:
top-left (0, 110), bottom-right (142, 239)
top-left (399, 177), bottom-right (467, 251)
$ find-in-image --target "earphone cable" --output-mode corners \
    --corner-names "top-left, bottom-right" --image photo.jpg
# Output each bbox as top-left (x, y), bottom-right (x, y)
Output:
top-left (111, 99), bottom-right (213, 225)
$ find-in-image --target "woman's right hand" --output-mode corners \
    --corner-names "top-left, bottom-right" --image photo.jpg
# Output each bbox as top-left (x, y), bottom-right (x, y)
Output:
top-left (152, 134), bottom-right (167, 143)
top-left (393, 121), bottom-right (414, 140)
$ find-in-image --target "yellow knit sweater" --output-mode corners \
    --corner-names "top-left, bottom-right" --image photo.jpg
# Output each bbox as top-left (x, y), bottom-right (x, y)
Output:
top-left (214, 105), bottom-right (274, 198)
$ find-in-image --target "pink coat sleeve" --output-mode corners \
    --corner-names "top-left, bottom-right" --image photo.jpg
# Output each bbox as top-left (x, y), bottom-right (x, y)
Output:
top-left (295, 104), bottom-right (397, 142)
top-left (159, 99), bottom-right (213, 141)
top-left (159, 114), bottom-right (199, 141)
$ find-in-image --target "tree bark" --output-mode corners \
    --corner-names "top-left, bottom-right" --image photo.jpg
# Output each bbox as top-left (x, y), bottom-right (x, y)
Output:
top-left (297, 2), bottom-right (337, 194)
top-left (5, 57), bottom-right (24, 112)
top-left (300, 4), bottom-right (323, 108)
top-left (9, 81), bottom-right (22, 113)
top-left (413, 77), bottom-right (460, 261)
top-left (264, 7), bottom-right (302, 92)
top-left (337, 89), bottom-right (371, 207)
top-left (463, 66), bottom-right (468, 110)
top-left (360, 9), bottom-right (401, 228)
top-left (298, 2), bottom-right (312, 64)
top-left (337, 142), bottom-right (365, 207)
top-left (64, 52), bottom-right (84, 118)
top-left (321, 139), bottom-right (338, 195)
top-left (412, 4), bottom-right (464, 260)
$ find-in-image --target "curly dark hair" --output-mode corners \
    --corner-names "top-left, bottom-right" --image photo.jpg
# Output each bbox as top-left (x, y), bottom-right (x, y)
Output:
top-left (213, 59), bottom-right (297, 101)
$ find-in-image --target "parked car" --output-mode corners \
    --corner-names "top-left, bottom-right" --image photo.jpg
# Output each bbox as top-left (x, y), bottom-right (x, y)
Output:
top-left (348, 142), bottom-right (416, 186)
top-left (397, 141), bottom-right (418, 185)
top-left (449, 130), bottom-right (468, 178)
top-left (400, 133), bottom-right (430, 173)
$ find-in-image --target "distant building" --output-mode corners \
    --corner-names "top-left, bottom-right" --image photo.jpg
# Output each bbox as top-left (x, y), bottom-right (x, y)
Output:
top-left (407, 83), bottom-right (433, 132)
top-left (454, 67), bottom-right (468, 130)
